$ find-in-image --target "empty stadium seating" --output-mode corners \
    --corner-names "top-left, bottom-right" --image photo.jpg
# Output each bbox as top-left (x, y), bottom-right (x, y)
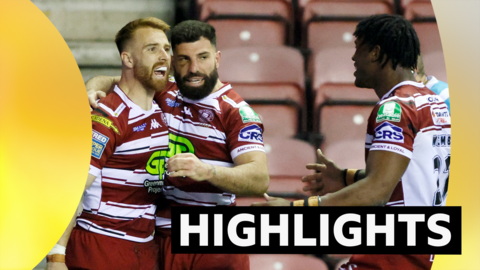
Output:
top-left (219, 45), bottom-right (306, 135)
top-left (422, 51), bottom-right (447, 82)
top-left (199, 0), bottom-right (293, 49)
top-left (302, 0), bottom-right (393, 52)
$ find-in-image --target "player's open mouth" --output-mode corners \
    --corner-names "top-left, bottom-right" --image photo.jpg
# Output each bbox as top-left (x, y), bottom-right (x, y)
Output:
top-left (154, 66), bottom-right (167, 77)
top-left (185, 77), bottom-right (205, 86)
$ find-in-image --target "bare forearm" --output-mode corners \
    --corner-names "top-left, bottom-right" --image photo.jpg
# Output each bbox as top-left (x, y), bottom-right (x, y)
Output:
top-left (85, 75), bottom-right (120, 94)
top-left (320, 177), bottom-right (394, 206)
top-left (206, 162), bottom-right (269, 196)
top-left (56, 201), bottom-right (83, 246)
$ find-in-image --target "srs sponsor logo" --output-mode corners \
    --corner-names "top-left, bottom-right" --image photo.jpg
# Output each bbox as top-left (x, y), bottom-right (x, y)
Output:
top-left (374, 122), bottom-right (404, 143)
top-left (238, 125), bottom-right (263, 143)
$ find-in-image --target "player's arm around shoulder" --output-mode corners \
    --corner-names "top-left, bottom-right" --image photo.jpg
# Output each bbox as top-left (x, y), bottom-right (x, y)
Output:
top-left (47, 174), bottom-right (97, 269)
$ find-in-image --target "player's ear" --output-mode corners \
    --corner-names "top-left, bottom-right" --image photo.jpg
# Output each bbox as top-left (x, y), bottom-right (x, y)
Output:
top-left (371, 45), bottom-right (381, 62)
top-left (121, 52), bottom-right (134, 69)
top-left (215, 50), bottom-right (221, 69)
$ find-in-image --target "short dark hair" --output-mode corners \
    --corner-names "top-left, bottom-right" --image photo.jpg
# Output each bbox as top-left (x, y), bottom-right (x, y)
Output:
top-left (354, 14), bottom-right (420, 70)
top-left (115, 17), bottom-right (170, 54)
top-left (171, 20), bottom-right (216, 50)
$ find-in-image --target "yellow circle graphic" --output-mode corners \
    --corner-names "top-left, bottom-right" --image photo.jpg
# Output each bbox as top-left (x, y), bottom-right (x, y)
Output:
top-left (0, 0), bottom-right (90, 269)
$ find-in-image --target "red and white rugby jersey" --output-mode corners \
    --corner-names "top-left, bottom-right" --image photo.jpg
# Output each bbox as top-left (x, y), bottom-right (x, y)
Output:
top-left (154, 82), bottom-right (265, 228)
top-left (365, 81), bottom-right (451, 207)
top-left (81, 85), bottom-right (169, 242)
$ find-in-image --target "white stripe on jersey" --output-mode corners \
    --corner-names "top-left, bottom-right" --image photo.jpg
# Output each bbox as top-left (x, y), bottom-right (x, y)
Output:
top-left (230, 144), bottom-right (265, 160)
top-left (97, 201), bottom-right (156, 220)
top-left (98, 103), bottom-right (119, 117)
top-left (77, 218), bottom-right (154, 242)
top-left (101, 167), bottom-right (159, 185)
top-left (155, 217), bottom-right (172, 228)
top-left (221, 95), bottom-right (248, 108)
top-left (89, 165), bottom-right (101, 177)
top-left (386, 200), bottom-right (404, 206)
top-left (163, 186), bottom-right (235, 206)
top-left (369, 143), bottom-right (413, 159)
top-left (166, 113), bottom-right (227, 143)
top-left (379, 95), bottom-right (415, 105)
top-left (114, 131), bottom-right (169, 155)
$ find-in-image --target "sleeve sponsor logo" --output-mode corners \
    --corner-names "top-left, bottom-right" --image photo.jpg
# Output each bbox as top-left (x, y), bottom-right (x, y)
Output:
top-left (431, 107), bottom-right (451, 125)
top-left (91, 115), bottom-right (120, 134)
top-left (432, 134), bottom-right (451, 147)
top-left (92, 130), bottom-right (109, 159)
top-left (376, 101), bottom-right (402, 123)
top-left (133, 123), bottom-right (147, 132)
top-left (239, 106), bottom-right (262, 123)
top-left (239, 125), bottom-right (263, 143)
top-left (374, 122), bottom-right (404, 143)
top-left (166, 97), bottom-right (181, 107)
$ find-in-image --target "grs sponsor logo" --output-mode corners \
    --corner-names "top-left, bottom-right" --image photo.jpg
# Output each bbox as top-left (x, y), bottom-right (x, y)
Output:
top-left (166, 97), bottom-right (181, 107)
top-left (92, 130), bottom-right (109, 159)
top-left (374, 122), bottom-right (404, 143)
top-left (432, 134), bottom-right (451, 147)
top-left (431, 107), bottom-right (450, 125)
top-left (238, 125), bottom-right (263, 143)
top-left (133, 123), bottom-right (147, 132)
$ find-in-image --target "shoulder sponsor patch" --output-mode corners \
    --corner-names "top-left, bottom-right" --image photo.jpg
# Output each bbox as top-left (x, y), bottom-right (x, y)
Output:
top-left (238, 125), bottom-right (263, 143)
top-left (374, 122), bottom-right (404, 143)
top-left (92, 130), bottom-right (109, 159)
top-left (91, 115), bottom-right (120, 134)
top-left (431, 107), bottom-right (451, 125)
top-left (376, 101), bottom-right (402, 123)
top-left (239, 106), bottom-right (262, 123)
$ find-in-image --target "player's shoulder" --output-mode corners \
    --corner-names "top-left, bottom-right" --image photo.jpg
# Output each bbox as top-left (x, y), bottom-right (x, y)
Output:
top-left (92, 88), bottom-right (131, 131)
top-left (216, 84), bottom-right (249, 110)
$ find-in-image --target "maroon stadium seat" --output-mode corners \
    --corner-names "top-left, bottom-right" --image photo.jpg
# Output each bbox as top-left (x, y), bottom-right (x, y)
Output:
top-left (422, 51), bottom-right (447, 83)
top-left (199, 0), bottom-right (293, 49)
top-left (319, 105), bottom-right (374, 169)
top-left (219, 46), bottom-right (305, 135)
top-left (250, 104), bottom-right (298, 138)
top-left (250, 254), bottom-right (329, 270)
top-left (404, 0), bottom-right (435, 20)
top-left (302, 0), bottom-right (393, 52)
top-left (264, 137), bottom-right (316, 178)
top-left (413, 22), bottom-right (443, 55)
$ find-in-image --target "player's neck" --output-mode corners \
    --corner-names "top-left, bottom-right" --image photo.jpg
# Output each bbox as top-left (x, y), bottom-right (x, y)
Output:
top-left (210, 79), bottom-right (225, 94)
top-left (118, 72), bottom-right (156, 111)
top-left (373, 67), bottom-right (417, 99)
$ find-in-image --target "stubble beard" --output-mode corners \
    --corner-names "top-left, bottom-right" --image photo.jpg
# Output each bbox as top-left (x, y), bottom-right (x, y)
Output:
top-left (134, 63), bottom-right (168, 93)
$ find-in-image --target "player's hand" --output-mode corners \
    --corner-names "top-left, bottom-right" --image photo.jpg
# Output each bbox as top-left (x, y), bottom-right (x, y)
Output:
top-left (167, 153), bottom-right (212, 181)
top-left (301, 149), bottom-right (345, 196)
top-left (87, 90), bottom-right (106, 110)
top-left (47, 262), bottom-right (68, 270)
top-left (251, 193), bottom-right (291, 207)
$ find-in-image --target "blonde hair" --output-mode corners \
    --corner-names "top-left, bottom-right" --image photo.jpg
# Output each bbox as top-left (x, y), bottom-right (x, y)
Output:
top-left (115, 17), bottom-right (170, 54)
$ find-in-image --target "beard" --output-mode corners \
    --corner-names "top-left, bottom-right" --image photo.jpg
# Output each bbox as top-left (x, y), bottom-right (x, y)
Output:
top-left (134, 63), bottom-right (168, 92)
top-left (174, 66), bottom-right (218, 100)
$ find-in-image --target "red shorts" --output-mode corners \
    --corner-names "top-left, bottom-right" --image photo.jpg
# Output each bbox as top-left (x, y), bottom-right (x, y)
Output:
top-left (155, 228), bottom-right (249, 270)
top-left (339, 254), bottom-right (433, 270)
top-left (66, 226), bottom-right (159, 270)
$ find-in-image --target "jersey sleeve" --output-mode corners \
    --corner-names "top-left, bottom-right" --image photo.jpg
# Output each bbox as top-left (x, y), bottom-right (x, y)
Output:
top-left (222, 96), bottom-right (265, 160)
top-left (366, 100), bottom-right (416, 159)
top-left (89, 110), bottom-right (122, 176)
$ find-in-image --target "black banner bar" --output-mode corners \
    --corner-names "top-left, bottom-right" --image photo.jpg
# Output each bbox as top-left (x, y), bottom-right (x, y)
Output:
top-left (171, 207), bottom-right (461, 254)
